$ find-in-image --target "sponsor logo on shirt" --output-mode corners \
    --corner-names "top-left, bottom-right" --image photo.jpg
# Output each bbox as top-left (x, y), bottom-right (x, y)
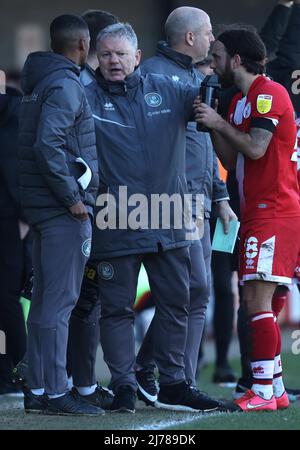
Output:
top-left (22, 93), bottom-right (39, 103)
top-left (257, 94), bottom-right (273, 114)
top-left (104, 102), bottom-right (115, 111)
top-left (243, 102), bottom-right (252, 119)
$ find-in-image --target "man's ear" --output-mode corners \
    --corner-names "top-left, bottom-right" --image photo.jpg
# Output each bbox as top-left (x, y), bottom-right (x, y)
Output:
top-left (135, 49), bottom-right (142, 67)
top-left (185, 31), bottom-right (194, 47)
top-left (79, 38), bottom-right (89, 52)
top-left (78, 38), bottom-right (85, 51)
top-left (232, 54), bottom-right (241, 69)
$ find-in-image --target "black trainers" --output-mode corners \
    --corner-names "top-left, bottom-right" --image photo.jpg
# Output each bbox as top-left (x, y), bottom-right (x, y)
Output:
top-left (45, 391), bottom-right (105, 416)
top-left (24, 388), bottom-right (49, 414)
top-left (72, 384), bottom-right (114, 410)
top-left (232, 378), bottom-right (252, 400)
top-left (136, 369), bottom-right (158, 406)
top-left (213, 366), bottom-right (237, 387)
top-left (12, 358), bottom-right (29, 390)
top-left (0, 381), bottom-right (24, 397)
top-left (155, 381), bottom-right (224, 412)
top-left (110, 385), bottom-right (136, 413)
top-left (286, 388), bottom-right (300, 402)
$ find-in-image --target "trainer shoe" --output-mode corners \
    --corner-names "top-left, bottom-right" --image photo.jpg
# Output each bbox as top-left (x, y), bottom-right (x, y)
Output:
top-left (232, 378), bottom-right (252, 400)
top-left (276, 391), bottom-right (290, 410)
top-left (46, 391), bottom-right (105, 416)
top-left (286, 388), bottom-right (300, 402)
top-left (24, 388), bottom-right (49, 414)
top-left (0, 381), bottom-right (24, 398)
top-left (136, 369), bottom-right (158, 406)
top-left (110, 385), bottom-right (136, 413)
top-left (155, 381), bottom-right (224, 412)
top-left (72, 384), bottom-right (114, 410)
top-left (234, 389), bottom-right (277, 412)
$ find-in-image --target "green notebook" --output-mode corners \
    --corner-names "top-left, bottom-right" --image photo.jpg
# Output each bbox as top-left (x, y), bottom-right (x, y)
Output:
top-left (212, 218), bottom-right (240, 254)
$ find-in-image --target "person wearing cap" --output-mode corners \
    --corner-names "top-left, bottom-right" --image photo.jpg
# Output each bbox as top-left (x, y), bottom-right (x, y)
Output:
top-left (195, 28), bottom-right (300, 412)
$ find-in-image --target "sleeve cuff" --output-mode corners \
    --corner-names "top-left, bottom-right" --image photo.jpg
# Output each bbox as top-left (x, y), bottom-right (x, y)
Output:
top-left (213, 197), bottom-right (230, 204)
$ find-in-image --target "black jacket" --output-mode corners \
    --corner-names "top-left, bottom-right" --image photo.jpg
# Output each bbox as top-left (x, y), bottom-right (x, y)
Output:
top-left (0, 87), bottom-right (22, 219)
top-left (18, 52), bottom-right (99, 225)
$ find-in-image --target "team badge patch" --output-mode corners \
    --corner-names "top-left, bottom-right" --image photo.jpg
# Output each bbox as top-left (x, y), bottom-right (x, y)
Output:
top-left (98, 262), bottom-right (114, 280)
top-left (145, 92), bottom-right (162, 108)
top-left (257, 94), bottom-right (273, 114)
top-left (82, 238), bottom-right (92, 257)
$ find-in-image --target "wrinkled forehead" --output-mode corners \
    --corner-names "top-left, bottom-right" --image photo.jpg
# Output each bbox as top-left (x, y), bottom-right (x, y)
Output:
top-left (97, 35), bottom-right (135, 52)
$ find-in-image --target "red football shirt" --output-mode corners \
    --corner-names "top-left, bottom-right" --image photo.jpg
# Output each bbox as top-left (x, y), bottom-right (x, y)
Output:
top-left (228, 75), bottom-right (300, 222)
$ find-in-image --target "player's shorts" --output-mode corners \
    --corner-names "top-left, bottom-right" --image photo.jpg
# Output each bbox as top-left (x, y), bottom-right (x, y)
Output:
top-left (239, 216), bottom-right (300, 284)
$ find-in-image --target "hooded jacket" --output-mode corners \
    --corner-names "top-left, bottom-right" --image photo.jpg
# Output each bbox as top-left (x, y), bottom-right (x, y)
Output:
top-left (86, 67), bottom-right (199, 258)
top-left (141, 42), bottom-right (229, 218)
top-left (18, 51), bottom-right (99, 225)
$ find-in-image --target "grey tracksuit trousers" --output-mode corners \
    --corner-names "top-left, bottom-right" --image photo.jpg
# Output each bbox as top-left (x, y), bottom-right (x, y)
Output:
top-left (98, 247), bottom-right (191, 392)
top-left (69, 223), bottom-right (211, 389)
top-left (27, 214), bottom-right (92, 395)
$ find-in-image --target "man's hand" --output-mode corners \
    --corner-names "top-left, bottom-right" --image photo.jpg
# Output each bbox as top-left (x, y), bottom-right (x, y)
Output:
top-left (69, 200), bottom-right (89, 221)
top-left (215, 200), bottom-right (238, 234)
top-left (193, 97), bottom-right (224, 131)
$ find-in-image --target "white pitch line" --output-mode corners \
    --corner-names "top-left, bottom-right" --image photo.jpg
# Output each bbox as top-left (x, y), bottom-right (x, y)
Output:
top-left (133, 411), bottom-right (226, 430)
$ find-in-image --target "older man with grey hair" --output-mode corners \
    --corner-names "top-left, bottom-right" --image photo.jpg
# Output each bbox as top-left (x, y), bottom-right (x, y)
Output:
top-left (135, 6), bottom-right (236, 406)
top-left (79, 21), bottom-right (225, 414)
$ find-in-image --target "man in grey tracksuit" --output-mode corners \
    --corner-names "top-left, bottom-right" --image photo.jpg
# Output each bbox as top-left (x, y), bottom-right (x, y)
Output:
top-left (80, 19), bottom-right (225, 413)
top-left (18, 15), bottom-right (101, 415)
top-left (135, 8), bottom-right (236, 403)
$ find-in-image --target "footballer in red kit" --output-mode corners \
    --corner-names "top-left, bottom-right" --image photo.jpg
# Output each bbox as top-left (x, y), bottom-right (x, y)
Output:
top-left (227, 75), bottom-right (300, 284)
top-left (194, 28), bottom-right (300, 412)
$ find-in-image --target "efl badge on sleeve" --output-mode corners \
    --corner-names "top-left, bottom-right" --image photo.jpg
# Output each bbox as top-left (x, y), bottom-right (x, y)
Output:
top-left (257, 94), bottom-right (273, 114)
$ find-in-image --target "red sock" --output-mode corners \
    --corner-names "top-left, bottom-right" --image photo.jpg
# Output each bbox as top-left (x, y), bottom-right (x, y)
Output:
top-left (271, 293), bottom-right (285, 379)
top-left (250, 311), bottom-right (277, 385)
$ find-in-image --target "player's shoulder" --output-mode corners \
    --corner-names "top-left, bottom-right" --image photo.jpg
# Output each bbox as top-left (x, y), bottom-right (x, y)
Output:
top-left (252, 76), bottom-right (288, 98)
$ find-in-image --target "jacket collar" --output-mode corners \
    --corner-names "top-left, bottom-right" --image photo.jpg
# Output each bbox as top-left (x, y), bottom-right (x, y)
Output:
top-left (156, 41), bottom-right (194, 69)
top-left (95, 67), bottom-right (141, 95)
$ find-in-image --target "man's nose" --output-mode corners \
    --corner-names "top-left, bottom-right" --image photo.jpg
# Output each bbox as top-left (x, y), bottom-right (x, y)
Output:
top-left (210, 60), bottom-right (216, 70)
top-left (110, 53), bottom-right (119, 63)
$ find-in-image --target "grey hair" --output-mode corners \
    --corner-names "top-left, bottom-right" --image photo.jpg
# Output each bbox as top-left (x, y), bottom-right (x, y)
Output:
top-left (165, 7), bottom-right (209, 47)
top-left (96, 22), bottom-right (138, 50)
